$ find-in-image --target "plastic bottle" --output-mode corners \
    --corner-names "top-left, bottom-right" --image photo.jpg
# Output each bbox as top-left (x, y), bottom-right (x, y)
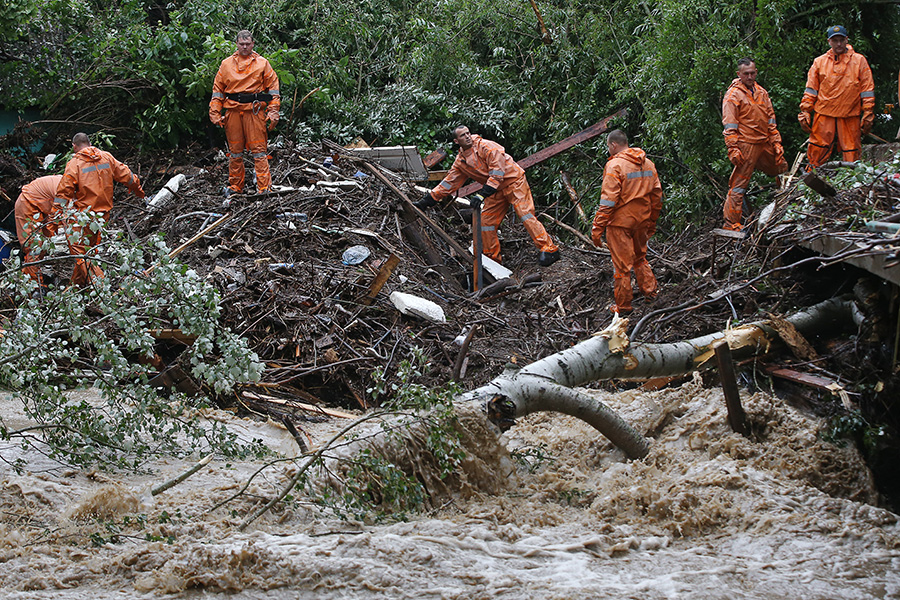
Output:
top-left (149, 174), bottom-right (186, 211)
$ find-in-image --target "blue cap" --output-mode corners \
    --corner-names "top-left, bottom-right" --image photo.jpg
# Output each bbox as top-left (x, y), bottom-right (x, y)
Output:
top-left (827, 25), bottom-right (848, 39)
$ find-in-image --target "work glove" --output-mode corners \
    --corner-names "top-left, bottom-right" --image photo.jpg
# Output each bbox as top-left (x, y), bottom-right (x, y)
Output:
top-left (591, 229), bottom-right (605, 249)
top-left (414, 192), bottom-right (437, 210)
top-left (469, 193), bottom-right (485, 210)
top-left (479, 184), bottom-right (497, 197)
top-left (211, 113), bottom-right (225, 128)
top-left (267, 111), bottom-right (279, 131)
top-left (135, 187), bottom-right (146, 200)
top-left (861, 110), bottom-right (874, 136)
top-left (727, 146), bottom-right (744, 166)
top-left (798, 111), bottom-right (812, 134)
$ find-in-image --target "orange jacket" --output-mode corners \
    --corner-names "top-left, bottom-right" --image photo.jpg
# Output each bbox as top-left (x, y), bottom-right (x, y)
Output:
top-left (55, 146), bottom-right (144, 213)
top-left (209, 51), bottom-right (281, 120)
top-left (430, 135), bottom-right (525, 201)
top-left (591, 148), bottom-right (662, 244)
top-left (722, 79), bottom-right (782, 147)
top-left (800, 45), bottom-right (874, 118)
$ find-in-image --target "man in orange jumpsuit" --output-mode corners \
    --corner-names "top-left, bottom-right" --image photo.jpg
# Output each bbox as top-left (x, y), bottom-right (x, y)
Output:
top-left (55, 132), bottom-right (145, 286)
top-left (591, 130), bottom-right (662, 315)
top-left (798, 25), bottom-right (875, 168)
top-left (721, 58), bottom-right (788, 230)
top-left (14, 174), bottom-right (63, 284)
top-left (418, 125), bottom-right (560, 266)
top-left (209, 30), bottom-right (280, 196)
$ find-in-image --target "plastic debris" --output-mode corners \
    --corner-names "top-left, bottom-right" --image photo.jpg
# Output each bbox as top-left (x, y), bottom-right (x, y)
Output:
top-left (342, 245), bottom-right (370, 265)
top-left (389, 291), bottom-right (446, 323)
top-left (149, 174), bottom-right (187, 211)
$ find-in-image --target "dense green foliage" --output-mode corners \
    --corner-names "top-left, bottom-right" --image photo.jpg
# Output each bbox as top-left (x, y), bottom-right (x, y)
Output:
top-left (2, 0), bottom-right (900, 222)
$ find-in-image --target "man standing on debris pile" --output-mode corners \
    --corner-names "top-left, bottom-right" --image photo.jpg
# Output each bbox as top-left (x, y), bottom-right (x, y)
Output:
top-left (591, 129), bottom-right (662, 316)
top-left (14, 174), bottom-right (62, 286)
top-left (55, 132), bottom-right (145, 286)
top-left (416, 125), bottom-right (560, 267)
top-left (209, 30), bottom-right (281, 197)
top-left (798, 25), bottom-right (875, 168)
top-left (721, 58), bottom-right (788, 231)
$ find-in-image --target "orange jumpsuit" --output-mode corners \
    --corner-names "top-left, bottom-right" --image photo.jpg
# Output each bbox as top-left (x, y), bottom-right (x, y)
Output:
top-left (209, 51), bottom-right (280, 194)
top-left (799, 45), bottom-right (874, 167)
top-left (591, 147), bottom-right (663, 313)
top-left (429, 135), bottom-right (558, 263)
top-left (722, 78), bottom-right (788, 230)
top-left (14, 175), bottom-right (63, 282)
top-left (55, 146), bottom-right (144, 285)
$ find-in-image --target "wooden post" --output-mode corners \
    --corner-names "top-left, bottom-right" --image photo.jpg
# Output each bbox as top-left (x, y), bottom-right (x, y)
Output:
top-left (362, 253), bottom-right (400, 305)
top-left (713, 341), bottom-right (750, 436)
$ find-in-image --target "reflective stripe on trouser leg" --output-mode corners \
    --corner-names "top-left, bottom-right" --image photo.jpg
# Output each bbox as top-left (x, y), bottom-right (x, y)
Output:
top-left (224, 110), bottom-right (247, 191)
top-left (836, 115), bottom-right (862, 163)
top-left (244, 110), bottom-right (271, 192)
top-left (606, 226), bottom-right (636, 311)
top-left (724, 141), bottom-right (765, 228)
top-left (506, 176), bottom-right (558, 253)
top-left (479, 196), bottom-right (507, 262)
top-left (632, 225), bottom-right (657, 297)
top-left (807, 114), bottom-right (839, 168)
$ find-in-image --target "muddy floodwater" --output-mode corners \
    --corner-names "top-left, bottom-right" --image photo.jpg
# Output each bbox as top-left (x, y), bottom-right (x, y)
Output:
top-left (1, 378), bottom-right (898, 599)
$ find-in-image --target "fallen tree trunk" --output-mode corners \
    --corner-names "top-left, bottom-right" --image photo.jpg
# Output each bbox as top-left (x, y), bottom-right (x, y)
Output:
top-left (462, 296), bottom-right (856, 460)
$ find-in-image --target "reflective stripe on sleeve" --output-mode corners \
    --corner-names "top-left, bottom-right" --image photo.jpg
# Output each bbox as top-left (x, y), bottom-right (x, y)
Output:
top-left (268, 89), bottom-right (280, 96)
top-left (440, 180), bottom-right (452, 189)
top-left (520, 213), bottom-right (534, 221)
top-left (489, 169), bottom-right (504, 177)
top-left (733, 187), bottom-right (746, 195)
top-left (212, 92), bottom-right (224, 99)
top-left (805, 87), bottom-right (818, 96)
top-left (599, 199), bottom-right (616, 207)
top-left (860, 91), bottom-right (874, 98)
top-left (724, 123), bottom-right (739, 130)
top-left (482, 225), bottom-right (495, 232)
top-left (768, 119), bottom-right (777, 124)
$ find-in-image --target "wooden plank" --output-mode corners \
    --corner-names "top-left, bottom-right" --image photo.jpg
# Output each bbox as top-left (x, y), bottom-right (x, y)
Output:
top-left (428, 170), bottom-right (450, 181)
top-left (362, 253), bottom-right (400, 305)
top-left (423, 148), bottom-right (448, 169)
top-left (241, 390), bottom-right (357, 419)
top-left (712, 228), bottom-right (747, 240)
top-left (456, 108), bottom-right (627, 198)
top-left (148, 328), bottom-right (197, 344)
top-left (713, 341), bottom-right (750, 436)
top-left (803, 171), bottom-right (836, 198)
top-left (763, 365), bottom-right (840, 392)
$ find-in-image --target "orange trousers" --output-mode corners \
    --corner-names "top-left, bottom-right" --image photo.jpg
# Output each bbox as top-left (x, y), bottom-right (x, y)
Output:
top-left (807, 114), bottom-right (861, 168)
top-left (607, 225), bottom-right (657, 312)
top-left (224, 108), bottom-right (271, 193)
top-left (723, 141), bottom-right (787, 230)
top-left (14, 193), bottom-right (61, 282)
top-left (67, 218), bottom-right (106, 287)
top-left (478, 176), bottom-right (558, 263)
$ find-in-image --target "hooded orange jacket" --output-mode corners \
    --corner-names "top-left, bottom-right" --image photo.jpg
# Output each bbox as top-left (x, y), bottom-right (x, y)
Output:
top-left (591, 147), bottom-right (662, 243)
top-left (55, 146), bottom-right (143, 213)
top-left (722, 78), bottom-right (782, 147)
top-left (209, 51), bottom-right (281, 119)
top-left (800, 45), bottom-right (874, 118)
top-left (430, 135), bottom-right (524, 201)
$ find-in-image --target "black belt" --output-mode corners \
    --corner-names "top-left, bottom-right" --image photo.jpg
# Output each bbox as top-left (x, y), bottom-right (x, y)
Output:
top-left (225, 92), bottom-right (273, 103)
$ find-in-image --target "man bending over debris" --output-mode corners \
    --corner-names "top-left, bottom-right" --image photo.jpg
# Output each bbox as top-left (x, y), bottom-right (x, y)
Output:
top-left (721, 58), bottom-right (788, 231)
top-left (209, 30), bottom-right (281, 197)
top-left (591, 129), bottom-right (662, 316)
top-left (55, 132), bottom-right (145, 286)
top-left (416, 125), bottom-right (560, 267)
top-left (798, 25), bottom-right (874, 168)
top-left (14, 174), bottom-right (62, 288)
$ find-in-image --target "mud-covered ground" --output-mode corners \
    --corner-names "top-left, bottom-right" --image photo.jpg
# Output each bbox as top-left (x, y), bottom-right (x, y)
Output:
top-left (1, 380), bottom-right (898, 598)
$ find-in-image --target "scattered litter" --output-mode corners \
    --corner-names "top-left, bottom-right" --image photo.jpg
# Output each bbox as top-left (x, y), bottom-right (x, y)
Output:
top-left (389, 291), bottom-right (446, 323)
top-left (342, 245), bottom-right (370, 265)
top-left (149, 173), bottom-right (187, 211)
